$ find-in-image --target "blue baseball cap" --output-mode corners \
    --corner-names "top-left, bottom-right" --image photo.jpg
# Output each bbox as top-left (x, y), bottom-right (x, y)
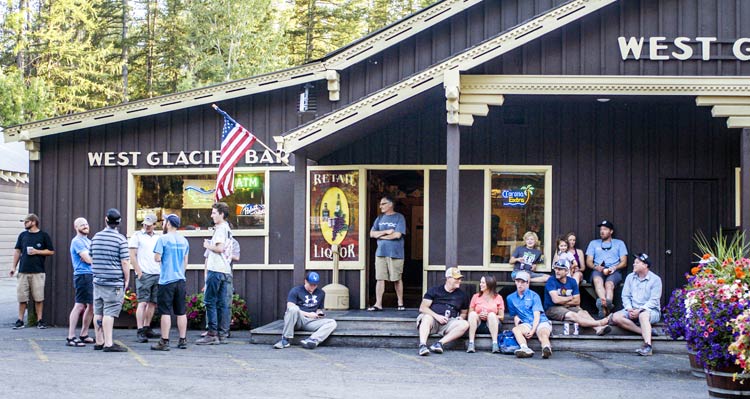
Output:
top-left (165, 213), bottom-right (181, 228)
top-left (306, 272), bottom-right (320, 284)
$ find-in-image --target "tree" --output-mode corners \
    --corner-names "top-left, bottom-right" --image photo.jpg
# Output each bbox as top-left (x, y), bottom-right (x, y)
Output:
top-left (0, 66), bottom-right (54, 126)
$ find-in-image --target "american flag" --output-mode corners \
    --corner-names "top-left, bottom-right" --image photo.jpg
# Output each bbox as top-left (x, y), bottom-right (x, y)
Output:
top-left (214, 106), bottom-right (256, 201)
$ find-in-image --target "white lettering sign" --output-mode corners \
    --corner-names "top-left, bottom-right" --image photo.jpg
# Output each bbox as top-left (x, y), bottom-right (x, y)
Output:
top-left (88, 149), bottom-right (287, 167)
top-left (617, 36), bottom-right (749, 61)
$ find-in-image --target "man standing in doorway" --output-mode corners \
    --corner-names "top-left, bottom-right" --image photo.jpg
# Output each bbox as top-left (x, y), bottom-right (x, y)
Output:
top-left (196, 202), bottom-right (233, 345)
top-left (586, 220), bottom-right (628, 319)
top-left (91, 208), bottom-right (130, 352)
top-left (129, 213), bottom-right (160, 343)
top-left (368, 195), bottom-right (407, 311)
top-left (66, 218), bottom-right (95, 346)
top-left (10, 213), bottom-right (55, 329)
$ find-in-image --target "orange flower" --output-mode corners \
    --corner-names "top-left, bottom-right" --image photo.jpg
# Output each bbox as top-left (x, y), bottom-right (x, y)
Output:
top-left (718, 278), bottom-right (726, 284)
top-left (691, 266), bottom-right (701, 275)
top-left (702, 254), bottom-right (712, 260)
top-left (738, 270), bottom-right (746, 280)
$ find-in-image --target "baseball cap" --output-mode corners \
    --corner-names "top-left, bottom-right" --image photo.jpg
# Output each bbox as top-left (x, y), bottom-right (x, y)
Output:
top-left (553, 260), bottom-right (570, 270)
top-left (634, 253), bottom-right (652, 267)
top-left (597, 219), bottom-right (615, 230)
top-left (106, 208), bottom-right (121, 225)
top-left (22, 213), bottom-right (39, 224)
top-left (142, 214), bottom-right (157, 226)
top-left (515, 271), bottom-right (531, 282)
top-left (306, 271), bottom-right (321, 284)
top-left (445, 267), bottom-right (463, 279)
top-left (165, 213), bottom-right (181, 228)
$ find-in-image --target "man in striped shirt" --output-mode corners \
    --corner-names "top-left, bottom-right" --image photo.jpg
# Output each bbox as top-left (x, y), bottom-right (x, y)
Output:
top-left (90, 208), bottom-right (130, 352)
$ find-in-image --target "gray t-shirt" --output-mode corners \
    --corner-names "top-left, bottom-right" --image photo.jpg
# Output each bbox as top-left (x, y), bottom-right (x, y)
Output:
top-left (511, 246), bottom-right (543, 272)
top-left (371, 212), bottom-right (407, 259)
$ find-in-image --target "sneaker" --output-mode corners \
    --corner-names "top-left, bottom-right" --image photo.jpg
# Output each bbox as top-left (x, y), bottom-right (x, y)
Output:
top-left (542, 346), bottom-right (552, 359)
top-left (466, 342), bottom-right (476, 353)
top-left (151, 339), bottom-right (170, 351)
top-left (177, 338), bottom-right (187, 349)
top-left (301, 338), bottom-right (318, 349)
top-left (103, 344), bottom-right (128, 352)
top-left (136, 328), bottom-right (148, 343)
top-left (218, 335), bottom-right (227, 345)
top-left (36, 319), bottom-right (48, 329)
top-left (514, 347), bottom-right (534, 358)
top-left (491, 343), bottom-right (500, 354)
top-left (93, 344), bottom-right (103, 351)
top-left (273, 338), bottom-right (290, 349)
top-left (144, 328), bottom-right (160, 339)
top-left (596, 298), bottom-right (606, 319)
top-left (636, 344), bottom-right (653, 356)
top-left (195, 334), bottom-right (220, 345)
top-left (418, 344), bottom-right (430, 356)
top-left (12, 319), bottom-right (24, 329)
top-left (429, 341), bottom-right (443, 354)
top-left (596, 325), bottom-right (612, 336)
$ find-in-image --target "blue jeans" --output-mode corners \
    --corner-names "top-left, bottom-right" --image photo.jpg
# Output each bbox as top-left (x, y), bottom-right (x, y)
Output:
top-left (218, 275), bottom-right (233, 336)
top-left (204, 271), bottom-right (231, 334)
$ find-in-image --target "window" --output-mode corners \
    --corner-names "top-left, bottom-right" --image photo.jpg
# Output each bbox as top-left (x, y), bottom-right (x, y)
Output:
top-left (489, 171), bottom-right (548, 266)
top-left (133, 171), bottom-right (266, 233)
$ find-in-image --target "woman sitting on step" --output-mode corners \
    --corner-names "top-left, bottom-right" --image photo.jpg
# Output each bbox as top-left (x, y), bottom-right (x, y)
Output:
top-left (466, 275), bottom-right (504, 353)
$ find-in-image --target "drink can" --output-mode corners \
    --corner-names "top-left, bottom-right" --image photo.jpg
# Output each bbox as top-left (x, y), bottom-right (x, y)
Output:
top-left (573, 323), bottom-right (580, 336)
top-left (563, 322), bottom-right (570, 335)
top-left (444, 309), bottom-right (451, 319)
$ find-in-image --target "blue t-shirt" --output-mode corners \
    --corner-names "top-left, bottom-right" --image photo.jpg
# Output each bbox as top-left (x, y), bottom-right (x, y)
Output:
top-left (371, 212), bottom-right (407, 259)
top-left (154, 233), bottom-right (189, 285)
top-left (287, 285), bottom-right (326, 313)
top-left (70, 235), bottom-right (92, 275)
top-left (507, 289), bottom-right (549, 325)
top-left (544, 277), bottom-right (580, 310)
top-left (585, 238), bottom-right (628, 268)
top-left (511, 246), bottom-right (543, 272)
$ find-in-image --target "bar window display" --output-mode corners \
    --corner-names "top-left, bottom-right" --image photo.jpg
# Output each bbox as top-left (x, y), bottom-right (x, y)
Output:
top-left (134, 172), bottom-right (265, 231)
top-left (490, 172), bottom-right (546, 264)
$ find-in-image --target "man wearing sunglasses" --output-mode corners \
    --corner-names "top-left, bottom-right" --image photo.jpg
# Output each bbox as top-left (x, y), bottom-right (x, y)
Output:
top-left (585, 220), bottom-right (628, 319)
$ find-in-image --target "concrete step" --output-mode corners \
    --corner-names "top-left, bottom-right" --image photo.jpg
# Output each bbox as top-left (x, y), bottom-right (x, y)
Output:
top-left (250, 309), bottom-right (687, 354)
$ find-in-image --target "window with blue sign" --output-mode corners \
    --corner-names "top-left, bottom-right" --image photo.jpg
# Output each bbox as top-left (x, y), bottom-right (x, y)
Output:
top-left (134, 172), bottom-right (265, 232)
top-left (490, 172), bottom-right (546, 264)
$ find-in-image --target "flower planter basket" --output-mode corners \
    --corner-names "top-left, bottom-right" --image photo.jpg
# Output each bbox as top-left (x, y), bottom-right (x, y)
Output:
top-left (706, 364), bottom-right (750, 398)
top-left (688, 349), bottom-right (705, 378)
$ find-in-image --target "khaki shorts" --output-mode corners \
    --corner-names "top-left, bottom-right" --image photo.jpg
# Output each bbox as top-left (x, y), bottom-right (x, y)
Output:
top-left (17, 273), bottom-right (45, 302)
top-left (416, 314), bottom-right (468, 336)
top-left (94, 284), bottom-right (124, 318)
top-left (375, 257), bottom-right (404, 281)
top-left (545, 305), bottom-right (583, 321)
top-left (517, 321), bottom-right (553, 334)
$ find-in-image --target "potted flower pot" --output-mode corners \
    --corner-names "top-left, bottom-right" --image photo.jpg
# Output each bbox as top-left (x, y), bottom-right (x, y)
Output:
top-left (687, 349), bottom-right (705, 378)
top-left (705, 364), bottom-right (750, 398)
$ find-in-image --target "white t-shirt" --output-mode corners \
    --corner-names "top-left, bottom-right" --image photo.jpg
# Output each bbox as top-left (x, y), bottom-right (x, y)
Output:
top-left (206, 223), bottom-right (232, 274)
top-left (128, 230), bottom-right (161, 275)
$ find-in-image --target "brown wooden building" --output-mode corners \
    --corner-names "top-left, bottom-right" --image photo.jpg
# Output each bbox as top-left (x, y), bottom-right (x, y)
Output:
top-left (5, 0), bottom-right (750, 327)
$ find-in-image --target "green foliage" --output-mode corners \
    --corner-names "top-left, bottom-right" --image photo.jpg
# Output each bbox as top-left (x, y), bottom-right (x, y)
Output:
top-left (694, 229), bottom-right (749, 263)
top-left (0, 67), bottom-right (55, 126)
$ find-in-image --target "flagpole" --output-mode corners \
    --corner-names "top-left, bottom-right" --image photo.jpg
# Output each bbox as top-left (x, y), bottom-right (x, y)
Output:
top-left (212, 104), bottom-right (292, 168)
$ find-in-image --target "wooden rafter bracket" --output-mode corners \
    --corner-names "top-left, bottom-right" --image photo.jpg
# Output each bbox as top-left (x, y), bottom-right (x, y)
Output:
top-left (697, 96), bottom-right (750, 128)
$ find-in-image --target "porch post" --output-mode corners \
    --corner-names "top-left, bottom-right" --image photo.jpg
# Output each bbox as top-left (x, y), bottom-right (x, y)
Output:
top-left (446, 123), bottom-right (460, 268)
top-left (742, 128), bottom-right (750, 236)
top-left (293, 151), bottom-right (308, 283)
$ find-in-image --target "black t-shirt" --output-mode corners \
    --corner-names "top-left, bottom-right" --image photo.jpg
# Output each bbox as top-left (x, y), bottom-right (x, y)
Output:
top-left (424, 285), bottom-right (469, 318)
top-left (287, 285), bottom-right (326, 313)
top-left (14, 230), bottom-right (54, 273)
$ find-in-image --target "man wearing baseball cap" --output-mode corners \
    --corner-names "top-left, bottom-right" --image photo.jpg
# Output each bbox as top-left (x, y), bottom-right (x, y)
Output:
top-left (128, 213), bottom-right (161, 343)
top-left (416, 267), bottom-right (469, 356)
top-left (273, 272), bottom-right (337, 350)
top-left (544, 261), bottom-right (611, 337)
top-left (610, 253), bottom-right (662, 356)
top-left (507, 271), bottom-right (552, 358)
top-left (585, 219), bottom-right (628, 318)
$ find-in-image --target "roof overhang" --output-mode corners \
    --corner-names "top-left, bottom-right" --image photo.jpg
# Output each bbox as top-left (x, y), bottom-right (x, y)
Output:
top-left (2, 0), bottom-right (482, 143)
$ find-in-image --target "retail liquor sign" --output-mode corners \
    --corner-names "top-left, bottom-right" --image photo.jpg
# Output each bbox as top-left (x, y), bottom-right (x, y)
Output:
top-left (618, 36), bottom-right (750, 61)
top-left (309, 170), bottom-right (360, 262)
top-left (87, 149), bottom-right (289, 167)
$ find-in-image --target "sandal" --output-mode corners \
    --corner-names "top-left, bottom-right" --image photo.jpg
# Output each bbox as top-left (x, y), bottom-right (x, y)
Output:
top-left (79, 335), bottom-right (95, 344)
top-left (397, 306), bottom-right (406, 311)
top-left (66, 337), bottom-right (85, 347)
top-left (366, 306), bottom-right (383, 312)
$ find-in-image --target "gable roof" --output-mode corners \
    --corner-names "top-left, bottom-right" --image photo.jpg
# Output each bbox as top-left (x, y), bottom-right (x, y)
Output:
top-left (276, 0), bottom-right (618, 155)
top-left (3, 0), bottom-right (483, 143)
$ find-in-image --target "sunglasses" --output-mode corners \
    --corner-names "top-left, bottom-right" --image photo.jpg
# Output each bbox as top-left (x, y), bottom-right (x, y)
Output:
top-left (601, 242), bottom-right (613, 251)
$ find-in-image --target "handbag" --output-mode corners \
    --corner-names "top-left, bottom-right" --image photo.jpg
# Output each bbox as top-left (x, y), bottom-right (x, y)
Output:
top-left (499, 330), bottom-right (520, 355)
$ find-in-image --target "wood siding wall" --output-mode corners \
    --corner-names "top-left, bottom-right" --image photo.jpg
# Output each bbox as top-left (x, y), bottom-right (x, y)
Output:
top-left (0, 180), bottom-right (28, 275)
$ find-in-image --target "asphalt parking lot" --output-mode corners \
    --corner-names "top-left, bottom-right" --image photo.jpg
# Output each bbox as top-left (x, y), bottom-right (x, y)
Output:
top-left (0, 278), bottom-right (708, 399)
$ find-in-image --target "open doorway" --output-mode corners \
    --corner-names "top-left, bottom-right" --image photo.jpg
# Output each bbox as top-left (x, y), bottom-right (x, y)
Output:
top-left (367, 170), bottom-right (424, 308)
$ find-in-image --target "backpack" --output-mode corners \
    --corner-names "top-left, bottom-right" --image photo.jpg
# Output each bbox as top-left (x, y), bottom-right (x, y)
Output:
top-left (499, 330), bottom-right (520, 355)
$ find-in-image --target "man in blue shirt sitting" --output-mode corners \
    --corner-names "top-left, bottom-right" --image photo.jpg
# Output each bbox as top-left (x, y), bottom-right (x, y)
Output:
top-left (585, 220), bottom-right (628, 318)
top-left (610, 253), bottom-right (662, 356)
top-left (507, 271), bottom-right (552, 359)
top-left (274, 272), bottom-right (337, 350)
